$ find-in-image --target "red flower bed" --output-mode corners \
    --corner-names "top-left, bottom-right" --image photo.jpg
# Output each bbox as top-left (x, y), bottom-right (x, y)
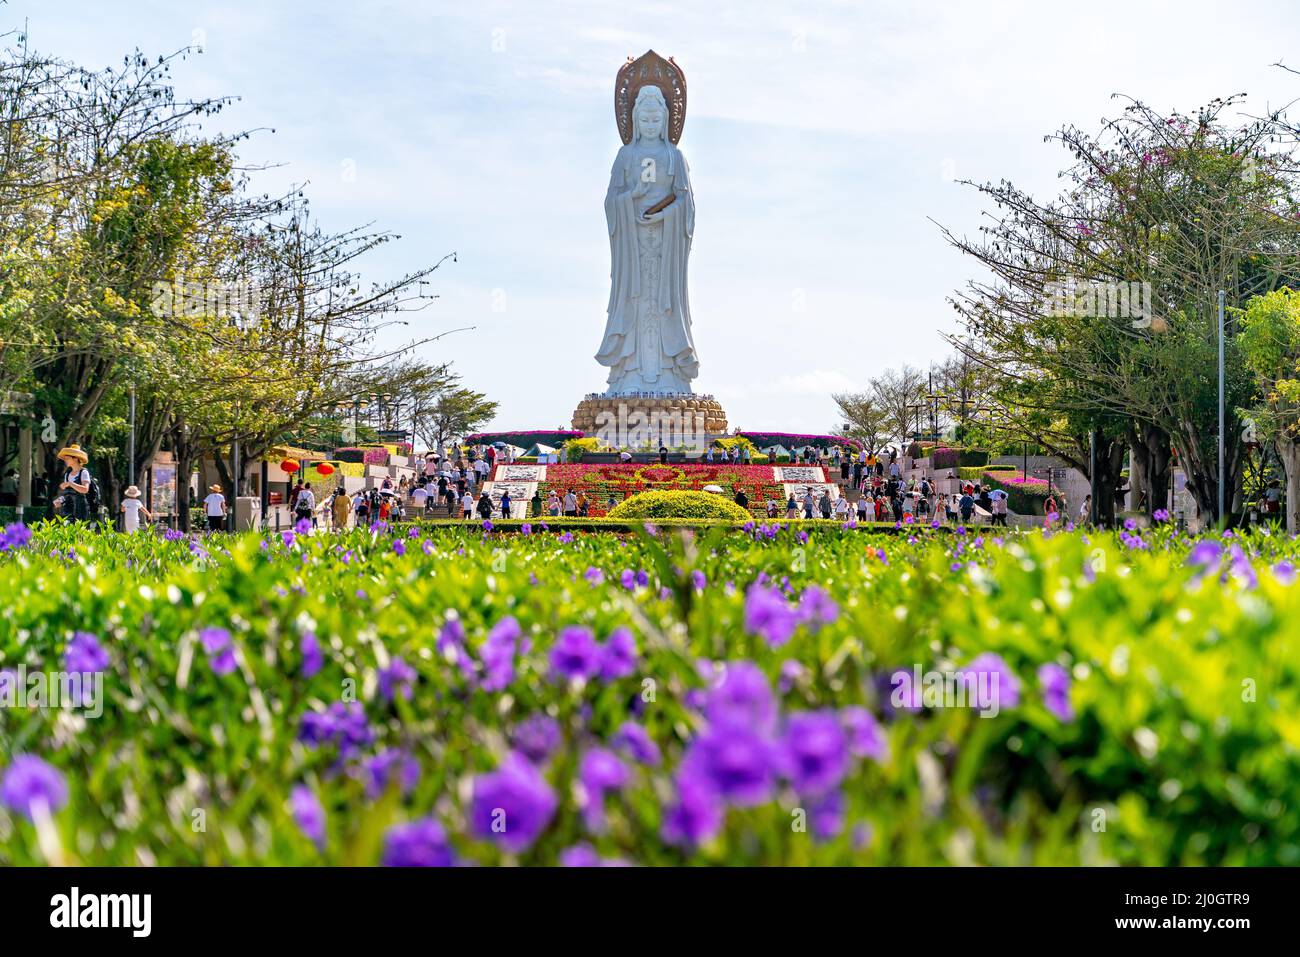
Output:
top-left (516, 463), bottom-right (795, 516)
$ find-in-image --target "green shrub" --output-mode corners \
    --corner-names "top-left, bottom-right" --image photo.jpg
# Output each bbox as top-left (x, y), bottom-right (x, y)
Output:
top-left (563, 437), bottom-right (601, 462)
top-left (957, 465), bottom-right (1015, 481)
top-left (606, 490), bottom-right (752, 522)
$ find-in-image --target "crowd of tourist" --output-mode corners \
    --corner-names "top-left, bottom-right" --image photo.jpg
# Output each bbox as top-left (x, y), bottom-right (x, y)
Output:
top-left (37, 436), bottom-right (1072, 533)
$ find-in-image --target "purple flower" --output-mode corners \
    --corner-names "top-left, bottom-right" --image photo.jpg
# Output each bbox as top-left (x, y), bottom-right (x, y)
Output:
top-left (808, 789), bottom-right (845, 842)
top-left (662, 775), bottom-right (724, 847)
top-left (295, 517), bottom-right (312, 535)
top-left (437, 619), bottom-right (476, 679)
top-left (705, 661), bottom-right (777, 734)
top-left (479, 616), bottom-right (521, 692)
top-left (744, 583), bottom-right (799, 648)
top-left (64, 632), bottom-right (109, 675)
top-left (392, 539), bottom-right (406, 557)
top-left (511, 714), bottom-right (562, 764)
top-left (840, 707), bottom-right (887, 761)
top-left (691, 569), bottom-right (707, 591)
top-left (550, 626), bottom-right (602, 682)
top-left (1, 756), bottom-right (68, 820)
top-left (852, 822), bottom-right (873, 850)
top-left (0, 522), bottom-right (31, 552)
top-left (1273, 560), bottom-right (1297, 585)
top-left (1153, 508), bottom-right (1170, 522)
top-left (781, 710), bottom-right (850, 796)
top-left (469, 752), bottom-right (558, 853)
top-left (798, 585), bottom-right (839, 629)
top-left (559, 842), bottom-right (627, 867)
top-left (298, 702), bottom-right (374, 755)
top-left (199, 627), bottom-right (238, 675)
top-left (584, 566), bottom-right (604, 586)
top-left (300, 632), bottom-right (323, 678)
top-left (520, 523), bottom-right (532, 535)
top-left (1228, 544), bottom-right (1257, 589)
top-left (680, 722), bottom-right (776, 806)
top-left (382, 818), bottom-right (455, 867)
top-left (613, 721), bottom-right (661, 767)
top-left (1038, 663), bottom-right (1074, 722)
top-left (378, 657), bottom-right (416, 701)
top-left (361, 749), bottom-right (421, 798)
top-left (290, 785), bottom-right (326, 849)
top-left (886, 667), bottom-right (924, 713)
top-left (778, 659), bottom-right (806, 694)
top-left (960, 653), bottom-right (1021, 710)
top-left (620, 569), bottom-right (637, 590)
top-left (579, 747), bottom-right (630, 832)
top-left (1187, 539), bottom-right (1223, 575)
top-left (599, 628), bottom-right (638, 681)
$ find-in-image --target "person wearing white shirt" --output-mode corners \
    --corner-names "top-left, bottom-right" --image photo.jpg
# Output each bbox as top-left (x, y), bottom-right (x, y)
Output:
top-left (461, 491), bottom-right (475, 519)
top-left (989, 488), bottom-right (1009, 526)
top-left (119, 485), bottom-right (152, 533)
top-left (411, 485), bottom-right (429, 513)
top-left (203, 484), bottom-right (228, 532)
top-left (563, 490), bottom-right (578, 516)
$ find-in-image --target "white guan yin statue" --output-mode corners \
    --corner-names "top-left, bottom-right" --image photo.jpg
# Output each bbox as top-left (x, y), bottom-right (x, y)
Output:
top-left (595, 58), bottom-right (699, 396)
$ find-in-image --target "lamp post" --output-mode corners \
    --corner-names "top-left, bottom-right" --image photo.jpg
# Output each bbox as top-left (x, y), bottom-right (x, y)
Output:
top-left (1217, 289), bottom-right (1226, 526)
top-left (128, 383), bottom-right (136, 489)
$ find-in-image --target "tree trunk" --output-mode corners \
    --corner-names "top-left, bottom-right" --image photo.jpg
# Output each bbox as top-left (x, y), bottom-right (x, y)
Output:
top-left (1130, 422), bottom-right (1172, 517)
top-left (1088, 432), bottom-right (1127, 528)
top-left (1280, 438), bottom-right (1300, 536)
top-left (212, 452), bottom-right (235, 505)
top-left (1129, 435), bottom-right (1149, 513)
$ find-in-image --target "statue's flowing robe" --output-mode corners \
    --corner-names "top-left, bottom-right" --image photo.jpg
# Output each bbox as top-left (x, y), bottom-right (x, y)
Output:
top-left (596, 142), bottom-right (699, 394)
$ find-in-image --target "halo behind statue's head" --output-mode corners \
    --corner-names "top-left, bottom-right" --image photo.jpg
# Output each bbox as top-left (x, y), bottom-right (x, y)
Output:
top-left (615, 50), bottom-right (686, 145)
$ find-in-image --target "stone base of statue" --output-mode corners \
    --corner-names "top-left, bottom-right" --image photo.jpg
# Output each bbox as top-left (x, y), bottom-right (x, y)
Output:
top-left (571, 392), bottom-right (729, 440)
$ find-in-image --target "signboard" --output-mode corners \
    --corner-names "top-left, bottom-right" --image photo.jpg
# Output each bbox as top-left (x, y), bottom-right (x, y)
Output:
top-left (151, 463), bottom-right (177, 517)
top-left (269, 491), bottom-right (283, 505)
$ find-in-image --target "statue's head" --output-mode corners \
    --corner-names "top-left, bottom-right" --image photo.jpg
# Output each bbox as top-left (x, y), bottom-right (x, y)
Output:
top-left (633, 86), bottom-right (669, 143)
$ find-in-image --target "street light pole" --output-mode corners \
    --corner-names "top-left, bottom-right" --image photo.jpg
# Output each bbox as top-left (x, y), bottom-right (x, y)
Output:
top-left (128, 383), bottom-right (136, 488)
top-left (1218, 290), bottom-right (1226, 526)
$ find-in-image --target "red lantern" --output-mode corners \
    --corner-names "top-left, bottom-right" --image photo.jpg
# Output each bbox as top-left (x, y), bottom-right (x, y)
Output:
top-left (316, 463), bottom-right (335, 476)
top-left (281, 460), bottom-right (300, 474)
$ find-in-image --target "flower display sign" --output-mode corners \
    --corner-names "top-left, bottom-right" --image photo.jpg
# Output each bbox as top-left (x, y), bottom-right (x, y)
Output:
top-left (534, 464), bottom-right (788, 515)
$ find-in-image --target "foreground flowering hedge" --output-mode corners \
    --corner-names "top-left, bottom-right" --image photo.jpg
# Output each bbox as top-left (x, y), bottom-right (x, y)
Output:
top-left (0, 518), bottom-right (1298, 865)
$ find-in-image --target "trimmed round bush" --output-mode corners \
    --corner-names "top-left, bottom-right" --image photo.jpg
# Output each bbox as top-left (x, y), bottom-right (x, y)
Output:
top-left (606, 490), bottom-right (752, 522)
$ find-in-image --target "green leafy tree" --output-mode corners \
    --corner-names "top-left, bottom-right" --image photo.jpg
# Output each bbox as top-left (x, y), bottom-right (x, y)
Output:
top-left (1238, 288), bottom-right (1300, 532)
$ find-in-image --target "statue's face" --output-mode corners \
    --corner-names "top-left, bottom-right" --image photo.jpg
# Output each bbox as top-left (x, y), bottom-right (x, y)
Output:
top-left (637, 105), bottom-right (664, 142)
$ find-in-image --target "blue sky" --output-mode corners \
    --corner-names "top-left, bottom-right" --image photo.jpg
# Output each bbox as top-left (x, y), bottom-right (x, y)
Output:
top-left (10, 0), bottom-right (1300, 433)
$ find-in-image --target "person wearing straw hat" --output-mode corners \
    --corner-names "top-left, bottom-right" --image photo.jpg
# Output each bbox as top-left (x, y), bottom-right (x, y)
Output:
top-left (203, 483), bottom-right (228, 532)
top-left (56, 444), bottom-right (92, 522)
top-left (119, 485), bottom-right (153, 533)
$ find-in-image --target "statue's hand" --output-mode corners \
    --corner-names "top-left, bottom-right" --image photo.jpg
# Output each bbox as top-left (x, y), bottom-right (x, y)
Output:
top-left (630, 179), bottom-right (651, 199)
top-left (640, 209), bottom-right (666, 223)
